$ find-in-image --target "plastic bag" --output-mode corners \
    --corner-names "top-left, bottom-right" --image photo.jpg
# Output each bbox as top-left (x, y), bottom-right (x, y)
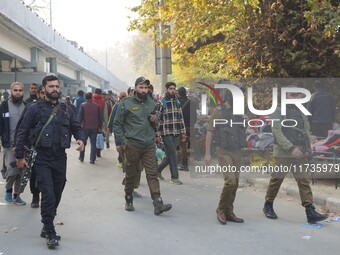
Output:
top-left (96, 133), bottom-right (104, 150)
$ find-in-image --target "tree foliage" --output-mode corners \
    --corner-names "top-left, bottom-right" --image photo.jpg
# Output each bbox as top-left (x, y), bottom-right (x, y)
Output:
top-left (127, 33), bottom-right (162, 91)
top-left (129, 0), bottom-right (340, 78)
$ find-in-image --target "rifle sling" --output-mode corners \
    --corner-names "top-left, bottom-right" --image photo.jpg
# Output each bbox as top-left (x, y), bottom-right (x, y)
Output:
top-left (33, 104), bottom-right (60, 149)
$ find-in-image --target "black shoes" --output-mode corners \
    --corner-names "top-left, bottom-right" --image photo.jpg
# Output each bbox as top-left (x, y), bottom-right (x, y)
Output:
top-left (30, 194), bottom-right (39, 208)
top-left (305, 204), bottom-right (328, 224)
top-left (153, 197), bottom-right (172, 215)
top-left (263, 202), bottom-right (328, 224)
top-left (124, 195), bottom-right (171, 215)
top-left (41, 228), bottom-right (61, 241)
top-left (42, 229), bottom-right (60, 249)
top-left (125, 195), bottom-right (134, 211)
top-left (263, 201), bottom-right (278, 219)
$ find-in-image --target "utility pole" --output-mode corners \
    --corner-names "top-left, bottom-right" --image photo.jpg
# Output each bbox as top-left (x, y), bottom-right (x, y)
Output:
top-left (159, 0), bottom-right (167, 95)
top-left (49, 0), bottom-right (53, 26)
top-left (14, 58), bottom-right (17, 82)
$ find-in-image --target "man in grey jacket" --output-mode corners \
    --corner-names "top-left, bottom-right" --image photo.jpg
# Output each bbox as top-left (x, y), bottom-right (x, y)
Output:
top-left (0, 82), bottom-right (26, 205)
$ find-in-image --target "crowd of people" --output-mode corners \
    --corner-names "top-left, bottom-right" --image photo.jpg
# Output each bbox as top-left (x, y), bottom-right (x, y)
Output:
top-left (0, 76), bottom-right (335, 250)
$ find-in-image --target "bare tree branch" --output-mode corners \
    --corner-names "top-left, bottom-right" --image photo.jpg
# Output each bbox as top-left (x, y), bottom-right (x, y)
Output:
top-left (187, 32), bottom-right (226, 54)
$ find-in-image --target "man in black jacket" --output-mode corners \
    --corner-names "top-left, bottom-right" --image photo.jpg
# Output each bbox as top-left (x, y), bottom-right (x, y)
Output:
top-left (0, 82), bottom-right (26, 205)
top-left (15, 75), bottom-right (84, 249)
top-left (24, 82), bottom-right (39, 104)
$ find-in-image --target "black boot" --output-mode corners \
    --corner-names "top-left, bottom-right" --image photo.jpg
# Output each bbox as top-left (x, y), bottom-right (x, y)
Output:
top-left (125, 195), bottom-right (134, 211)
top-left (305, 204), bottom-right (328, 224)
top-left (153, 197), bottom-right (172, 215)
top-left (31, 194), bottom-right (40, 208)
top-left (41, 228), bottom-right (61, 240)
top-left (96, 149), bottom-right (101, 158)
top-left (263, 201), bottom-right (278, 219)
top-left (45, 230), bottom-right (59, 249)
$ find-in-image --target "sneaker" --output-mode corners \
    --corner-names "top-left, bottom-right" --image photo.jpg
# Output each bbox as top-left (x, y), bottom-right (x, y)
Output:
top-left (90, 161), bottom-right (95, 164)
top-left (117, 162), bottom-right (123, 168)
top-left (170, 178), bottom-right (182, 185)
top-left (13, 195), bottom-right (26, 205)
top-left (157, 172), bottom-right (164, 180)
top-left (5, 192), bottom-right (12, 203)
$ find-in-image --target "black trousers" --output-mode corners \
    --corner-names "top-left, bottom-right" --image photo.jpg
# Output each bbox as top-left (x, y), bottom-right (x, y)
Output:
top-left (35, 155), bottom-right (67, 230)
top-left (29, 168), bottom-right (40, 196)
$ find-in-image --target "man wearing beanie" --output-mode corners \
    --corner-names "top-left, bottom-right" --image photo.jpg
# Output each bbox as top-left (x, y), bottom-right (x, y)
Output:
top-left (113, 77), bottom-right (172, 215)
top-left (156, 82), bottom-right (186, 184)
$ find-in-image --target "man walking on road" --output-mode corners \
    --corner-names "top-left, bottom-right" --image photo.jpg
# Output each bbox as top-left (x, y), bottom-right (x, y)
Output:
top-left (78, 92), bottom-right (102, 164)
top-left (1, 82), bottom-right (26, 205)
top-left (156, 82), bottom-right (186, 184)
top-left (113, 76), bottom-right (172, 215)
top-left (204, 88), bottom-right (246, 225)
top-left (263, 90), bottom-right (328, 224)
top-left (15, 75), bottom-right (84, 249)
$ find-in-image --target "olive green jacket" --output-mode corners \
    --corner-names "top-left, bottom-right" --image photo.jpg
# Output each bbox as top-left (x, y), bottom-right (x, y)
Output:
top-left (271, 106), bottom-right (311, 157)
top-left (113, 95), bottom-right (157, 148)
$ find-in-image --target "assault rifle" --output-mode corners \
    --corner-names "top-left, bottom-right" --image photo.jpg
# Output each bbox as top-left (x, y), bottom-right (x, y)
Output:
top-left (295, 128), bottom-right (314, 163)
top-left (19, 146), bottom-right (37, 193)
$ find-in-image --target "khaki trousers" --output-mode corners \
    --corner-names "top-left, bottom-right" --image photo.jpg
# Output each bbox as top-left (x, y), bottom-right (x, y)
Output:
top-left (124, 143), bottom-right (160, 199)
top-left (216, 147), bottom-right (243, 216)
top-left (265, 157), bottom-right (313, 206)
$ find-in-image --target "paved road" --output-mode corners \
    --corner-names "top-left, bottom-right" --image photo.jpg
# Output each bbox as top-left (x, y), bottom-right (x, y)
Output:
top-left (1, 141), bottom-right (339, 255)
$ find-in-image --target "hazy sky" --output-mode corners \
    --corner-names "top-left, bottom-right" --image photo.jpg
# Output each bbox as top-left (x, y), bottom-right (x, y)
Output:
top-left (24, 0), bottom-right (141, 50)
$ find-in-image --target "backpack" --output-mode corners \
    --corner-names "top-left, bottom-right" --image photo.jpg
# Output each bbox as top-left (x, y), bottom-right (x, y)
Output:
top-left (214, 105), bottom-right (247, 150)
top-left (161, 97), bottom-right (181, 109)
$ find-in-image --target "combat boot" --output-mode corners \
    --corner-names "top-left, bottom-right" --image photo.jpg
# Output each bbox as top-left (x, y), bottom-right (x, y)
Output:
top-left (263, 201), bottom-right (278, 219)
top-left (45, 230), bottom-right (59, 249)
top-left (153, 197), bottom-right (172, 215)
top-left (305, 204), bottom-right (328, 224)
top-left (125, 195), bottom-right (134, 211)
top-left (41, 228), bottom-right (61, 240)
top-left (31, 194), bottom-right (40, 208)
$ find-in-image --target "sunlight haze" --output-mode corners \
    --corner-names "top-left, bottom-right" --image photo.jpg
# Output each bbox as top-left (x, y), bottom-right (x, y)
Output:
top-left (23, 0), bottom-right (141, 51)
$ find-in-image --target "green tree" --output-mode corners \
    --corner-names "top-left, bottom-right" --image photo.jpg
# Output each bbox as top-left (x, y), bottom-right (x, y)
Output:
top-left (127, 33), bottom-right (162, 92)
top-left (129, 0), bottom-right (340, 78)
